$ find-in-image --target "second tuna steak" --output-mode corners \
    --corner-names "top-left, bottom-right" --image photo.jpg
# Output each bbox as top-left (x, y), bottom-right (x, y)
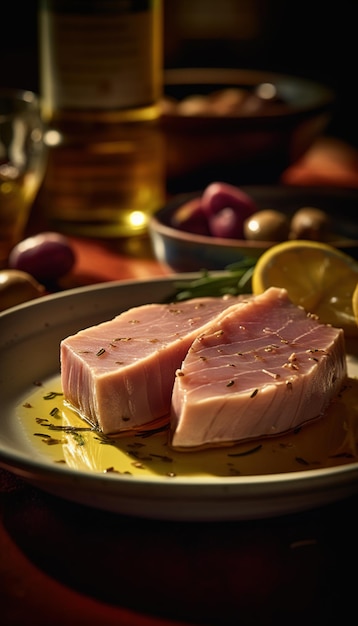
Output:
top-left (170, 287), bottom-right (347, 449)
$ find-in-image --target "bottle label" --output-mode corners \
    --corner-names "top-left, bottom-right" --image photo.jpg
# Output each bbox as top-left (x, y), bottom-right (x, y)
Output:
top-left (40, 1), bottom-right (159, 111)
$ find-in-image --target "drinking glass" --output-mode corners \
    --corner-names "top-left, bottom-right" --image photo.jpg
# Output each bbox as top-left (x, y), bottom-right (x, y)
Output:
top-left (0, 89), bottom-right (47, 268)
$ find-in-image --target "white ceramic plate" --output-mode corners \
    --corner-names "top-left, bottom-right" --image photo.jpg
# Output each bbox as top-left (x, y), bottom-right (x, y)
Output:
top-left (1, 275), bottom-right (357, 521)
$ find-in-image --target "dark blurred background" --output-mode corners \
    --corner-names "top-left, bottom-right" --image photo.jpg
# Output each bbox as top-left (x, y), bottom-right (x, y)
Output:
top-left (2, 0), bottom-right (357, 146)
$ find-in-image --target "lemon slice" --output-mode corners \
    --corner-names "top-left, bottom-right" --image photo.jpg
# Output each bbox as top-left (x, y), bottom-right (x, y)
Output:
top-left (252, 240), bottom-right (358, 336)
top-left (353, 282), bottom-right (358, 328)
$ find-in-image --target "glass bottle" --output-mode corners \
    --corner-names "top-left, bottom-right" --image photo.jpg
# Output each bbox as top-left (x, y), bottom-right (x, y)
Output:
top-left (38, 0), bottom-right (164, 237)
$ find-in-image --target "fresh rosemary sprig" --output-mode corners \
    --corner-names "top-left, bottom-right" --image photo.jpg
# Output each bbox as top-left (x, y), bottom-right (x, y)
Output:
top-left (166, 258), bottom-right (256, 302)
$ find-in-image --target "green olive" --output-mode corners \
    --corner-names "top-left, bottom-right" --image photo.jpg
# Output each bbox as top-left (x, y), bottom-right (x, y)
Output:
top-left (0, 269), bottom-right (45, 312)
top-left (243, 210), bottom-right (290, 242)
top-left (289, 207), bottom-right (331, 241)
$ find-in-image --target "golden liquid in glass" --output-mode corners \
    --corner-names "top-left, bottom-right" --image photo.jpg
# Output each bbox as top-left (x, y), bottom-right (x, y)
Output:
top-left (0, 171), bottom-right (42, 267)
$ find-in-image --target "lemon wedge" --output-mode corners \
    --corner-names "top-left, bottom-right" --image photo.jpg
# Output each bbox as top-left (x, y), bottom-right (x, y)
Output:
top-left (353, 282), bottom-right (358, 329)
top-left (252, 240), bottom-right (358, 336)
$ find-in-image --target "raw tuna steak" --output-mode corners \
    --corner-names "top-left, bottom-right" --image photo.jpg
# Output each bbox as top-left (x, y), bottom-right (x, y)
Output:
top-left (170, 287), bottom-right (347, 449)
top-left (60, 296), bottom-right (243, 434)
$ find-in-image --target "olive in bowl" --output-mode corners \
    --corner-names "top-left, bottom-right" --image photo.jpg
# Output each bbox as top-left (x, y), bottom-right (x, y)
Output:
top-left (289, 207), bottom-right (332, 240)
top-left (149, 184), bottom-right (358, 272)
top-left (243, 210), bottom-right (290, 242)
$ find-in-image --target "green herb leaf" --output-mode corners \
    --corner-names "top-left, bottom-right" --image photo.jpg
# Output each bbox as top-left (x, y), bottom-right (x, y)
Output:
top-left (165, 258), bottom-right (256, 302)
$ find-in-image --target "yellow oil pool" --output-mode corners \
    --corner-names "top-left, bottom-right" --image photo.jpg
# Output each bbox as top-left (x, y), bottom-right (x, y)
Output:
top-left (17, 374), bottom-right (358, 478)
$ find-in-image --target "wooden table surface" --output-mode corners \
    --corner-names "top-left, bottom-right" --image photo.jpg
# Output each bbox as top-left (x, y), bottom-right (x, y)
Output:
top-left (1, 136), bottom-right (358, 626)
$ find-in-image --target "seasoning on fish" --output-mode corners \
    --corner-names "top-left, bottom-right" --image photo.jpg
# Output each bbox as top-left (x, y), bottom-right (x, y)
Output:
top-left (60, 296), bottom-right (247, 435)
top-left (170, 287), bottom-right (347, 449)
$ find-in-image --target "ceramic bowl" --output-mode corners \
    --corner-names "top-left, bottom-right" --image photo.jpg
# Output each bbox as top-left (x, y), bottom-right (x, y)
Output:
top-left (149, 186), bottom-right (358, 272)
top-left (160, 68), bottom-right (335, 191)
